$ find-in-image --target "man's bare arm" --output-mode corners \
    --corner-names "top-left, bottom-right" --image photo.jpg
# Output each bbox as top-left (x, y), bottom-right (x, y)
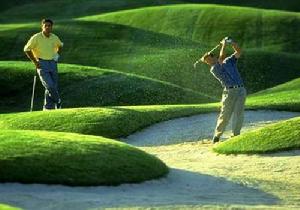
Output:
top-left (232, 41), bottom-right (242, 59)
top-left (57, 46), bottom-right (62, 55)
top-left (218, 39), bottom-right (227, 64)
top-left (25, 51), bottom-right (40, 69)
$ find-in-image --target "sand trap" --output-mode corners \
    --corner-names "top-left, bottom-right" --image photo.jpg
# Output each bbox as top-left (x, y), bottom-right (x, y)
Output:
top-left (0, 110), bottom-right (299, 209)
top-left (124, 110), bottom-right (300, 146)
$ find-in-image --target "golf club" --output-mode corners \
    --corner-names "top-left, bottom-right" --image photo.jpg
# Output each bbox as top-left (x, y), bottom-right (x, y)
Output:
top-left (30, 74), bottom-right (37, 112)
top-left (193, 43), bottom-right (221, 68)
top-left (193, 37), bottom-right (233, 68)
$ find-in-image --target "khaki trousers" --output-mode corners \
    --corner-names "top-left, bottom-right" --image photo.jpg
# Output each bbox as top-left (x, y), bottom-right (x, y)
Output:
top-left (214, 87), bottom-right (247, 138)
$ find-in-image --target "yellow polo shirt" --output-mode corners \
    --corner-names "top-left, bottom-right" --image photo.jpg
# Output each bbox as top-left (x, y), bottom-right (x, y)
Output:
top-left (24, 32), bottom-right (63, 60)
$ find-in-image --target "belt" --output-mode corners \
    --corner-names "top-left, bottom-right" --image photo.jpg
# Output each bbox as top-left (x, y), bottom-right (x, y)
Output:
top-left (227, 85), bottom-right (244, 89)
top-left (38, 58), bottom-right (54, 61)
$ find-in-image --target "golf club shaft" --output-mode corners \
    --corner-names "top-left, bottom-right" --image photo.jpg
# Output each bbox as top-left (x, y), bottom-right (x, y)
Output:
top-left (209, 43), bottom-right (221, 54)
top-left (193, 43), bottom-right (221, 67)
top-left (30, 75), bottom-right (37, 112)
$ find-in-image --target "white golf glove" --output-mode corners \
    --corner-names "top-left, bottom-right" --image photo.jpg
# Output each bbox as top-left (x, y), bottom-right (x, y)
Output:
top-left (53, 53), bottom-right (60, 62)
top-left (224, 36), bottom-right (233, 44)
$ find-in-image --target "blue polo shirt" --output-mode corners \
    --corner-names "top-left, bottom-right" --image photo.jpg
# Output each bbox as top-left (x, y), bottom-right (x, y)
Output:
top-left (210, 54), bottom-right (244, 88)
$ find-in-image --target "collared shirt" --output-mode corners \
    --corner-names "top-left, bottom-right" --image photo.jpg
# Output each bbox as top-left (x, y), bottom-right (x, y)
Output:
top-left (24, 32), bottom-right (63, 60)
top-left (210, 54), bottom-right (244, 88)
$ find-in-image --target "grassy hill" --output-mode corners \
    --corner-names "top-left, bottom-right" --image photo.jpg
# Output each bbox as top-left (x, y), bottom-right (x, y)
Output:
top-left (1, 4), bottom-right (299, 102)
top-left (247, 77), bottom-right (300, 111)
top-left (0, 129), bottom-right (168, 185)
top-left (0, 204), bottom-right (21, 210)
top-left (0, 0), bottom-right (184, 21)
top-left (213, 116), bottom-right (300, 154)
top-left (0, 75), bottom-right (299, 138)
top-left (1, 0), bottom-right (299, 19)
top-left (0, 61), bottom-right (214, 112)
top-left (0, 105), bottom-right (217, 138)
top-left (78, 4), bottom-right (300, 51)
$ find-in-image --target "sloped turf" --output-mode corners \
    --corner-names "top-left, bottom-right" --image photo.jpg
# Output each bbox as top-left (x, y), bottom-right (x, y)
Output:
top-left (0, 61), bottom-right (214, 112)
top-left (1, 5), bottom-right (299, 98)
top-left (1, 0), bottom-right (299, 20)
top-left (0, 105), bottom-right (217, 138)
top-left (0, 130), bottom-right (168, 186)
top-left (213, 117), bottom-right (300, 154)
top-left (0, 204), bottom-right (21, 210)
top-left (78, 4), bottom-right (300, 51)
top-left (247, 77), bottom-right (300, 111)
top-left (0, 76), bottom-right (299, 138)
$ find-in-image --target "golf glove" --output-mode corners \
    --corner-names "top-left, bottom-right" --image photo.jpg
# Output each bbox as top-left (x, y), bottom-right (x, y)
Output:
top-left (224, 36), bottom-right (233, 44)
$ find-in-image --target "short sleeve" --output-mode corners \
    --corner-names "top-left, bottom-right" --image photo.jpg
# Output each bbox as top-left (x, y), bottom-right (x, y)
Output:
top-left (226, 54), bottom-right (237, 65)
top-left (24, 35), bottom-right (37, 52)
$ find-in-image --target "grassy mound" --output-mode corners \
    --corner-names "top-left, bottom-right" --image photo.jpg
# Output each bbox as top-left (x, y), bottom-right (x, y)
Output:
top-left (0, 77), bottom-right (299, 138)
top-left (247, 77), bottom-right (300, 111)
top-left (79, 4), bottom-right (300, 50)
top-left (0, 0), bottom-right (186, 21)
top-left (0, 105), bottom-right (217, 138)
top-left (1, 5), bottom-right (299, 98)
top-left (0, 61), bottom-right (214, 112)
top-left (0, 204), bottom-right (21, 210)
top-left (1, 0), bottom-right (299, 20)
top-left (213, 117), bottom-right (300, 154)
top-left (0, 130), bottom-right (168, 186)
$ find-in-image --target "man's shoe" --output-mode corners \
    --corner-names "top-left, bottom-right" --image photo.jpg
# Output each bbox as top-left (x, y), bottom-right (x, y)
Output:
top-left (212, 136), bottom-right (220, 144)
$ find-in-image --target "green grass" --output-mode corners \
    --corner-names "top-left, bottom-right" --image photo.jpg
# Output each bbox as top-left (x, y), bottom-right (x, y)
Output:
top-left (0, 61), bottom-right (214, 112)
top-left (78, 4), bottom-right (300, 51)
top-left (0, 75), bottom-right (299, 138)
top-left (213, 117), bottom-right (300, 154)
top-left (1, 5), bottom-right (299, 99)
top-left (247, 77), bottom-right (300, 111)
top-left (1, 0), bottom-right (299, 19)
top-left (0, 129), bottom-right (168, 186)
top-left (0, 0), bottom-right (187, 22)
top-left (0, 204), bottom-right (21, 210)
top-left (0, 105), bottom-right (217, 138)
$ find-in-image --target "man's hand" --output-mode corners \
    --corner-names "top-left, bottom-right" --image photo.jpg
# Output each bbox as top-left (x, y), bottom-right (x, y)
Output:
top-left (220, 38), bottom-right (227, 46)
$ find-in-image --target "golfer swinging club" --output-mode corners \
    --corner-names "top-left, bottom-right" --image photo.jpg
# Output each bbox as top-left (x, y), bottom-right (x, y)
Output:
top-left (24, 19), bottom-right (63, 110)
top-left (197, 37), bottom-right (246, 143)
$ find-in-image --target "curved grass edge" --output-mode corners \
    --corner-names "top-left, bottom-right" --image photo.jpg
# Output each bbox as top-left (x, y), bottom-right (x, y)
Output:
top-left (0, 129), bottom-right (168, 186)
top-left (213, 117), bottom-right (300, 154)
top-left (0, 204), bottom-right (22, 210)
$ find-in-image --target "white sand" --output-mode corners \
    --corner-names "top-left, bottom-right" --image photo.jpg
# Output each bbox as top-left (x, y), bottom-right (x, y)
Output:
top-left (124, 110), bottom-right (299, 146)
top-left (0, 110), bottom-right (299, 210)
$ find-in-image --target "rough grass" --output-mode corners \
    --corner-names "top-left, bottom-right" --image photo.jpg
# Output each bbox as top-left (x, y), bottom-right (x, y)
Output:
top-left (247, 77), bottom-right (300, 111)
top-left (0, 61), bottom-right (214, 112)
top-left (0, 204), bottom-right (21, 210)
top-left (1, 0), bottom-right (299, 20)
top-left (0, 105), bottom-right (217, 138)
top-left (1, 5), bottom-right (299, 97)
top-left (78, 4), bottom-right (300, 51)
top-left (213, 117), bottom-right (300, 154)
top-left (0, 130), bottom-right (168, 186)
top-left (0, 75), bottom-right (299, 138)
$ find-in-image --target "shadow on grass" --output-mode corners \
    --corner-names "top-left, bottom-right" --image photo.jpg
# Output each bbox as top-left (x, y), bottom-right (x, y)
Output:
top-left (0, 168), bottom-right (279, 209)
top-left (261, 149), bottom-right (300, 157)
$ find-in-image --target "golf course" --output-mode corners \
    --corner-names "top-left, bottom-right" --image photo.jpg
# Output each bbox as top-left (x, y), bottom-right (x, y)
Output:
top-left (0, 0), bottom-right (299, 209)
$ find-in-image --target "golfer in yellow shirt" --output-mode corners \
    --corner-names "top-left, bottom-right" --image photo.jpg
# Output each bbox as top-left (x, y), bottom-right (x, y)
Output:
top-left (24, 19), bottom-right (63, 110)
